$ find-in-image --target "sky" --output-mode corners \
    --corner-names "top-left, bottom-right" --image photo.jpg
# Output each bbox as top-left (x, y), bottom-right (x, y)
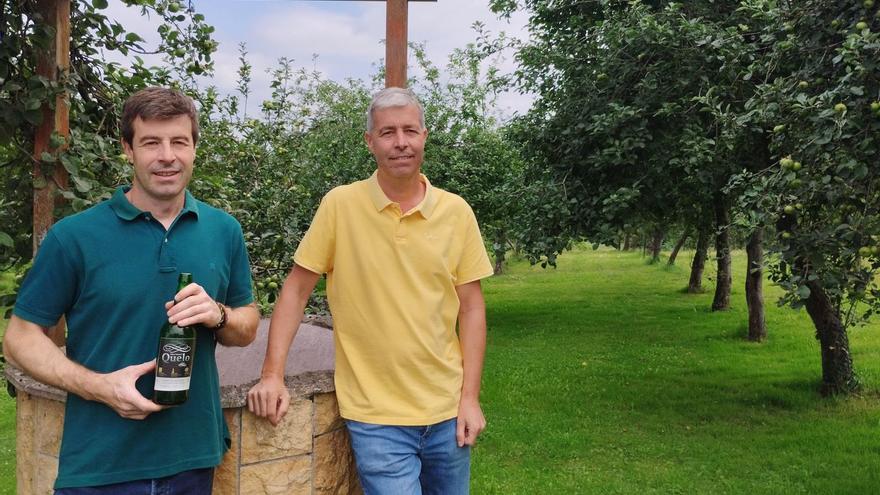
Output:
top-left (109, 0), bottom-right (535, 119)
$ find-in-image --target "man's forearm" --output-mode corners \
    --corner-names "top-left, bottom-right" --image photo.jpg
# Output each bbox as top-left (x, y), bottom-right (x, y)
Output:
top-left (260, 265), bottom-right (321, 379)
top-left (458, 308), bottom-right (487, 401)
top-left (215, 303), bottom-right (260, 347)
top-left (455, 280), bottom-right (488, 401)
top-left (3, 316), bottom-right (104, 402)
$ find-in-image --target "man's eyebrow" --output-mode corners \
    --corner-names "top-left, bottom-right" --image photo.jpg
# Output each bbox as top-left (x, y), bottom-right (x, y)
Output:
top-left (137, 134), bottom-right (190, 142)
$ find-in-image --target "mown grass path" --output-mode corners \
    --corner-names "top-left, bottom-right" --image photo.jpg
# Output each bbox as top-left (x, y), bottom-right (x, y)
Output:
top-left (474, 247), bottom-right (880, 494)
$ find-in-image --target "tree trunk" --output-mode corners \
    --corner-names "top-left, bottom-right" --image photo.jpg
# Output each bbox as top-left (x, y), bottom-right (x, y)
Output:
top-left (688, 226), bottom-right (709, 293)
top-left (493, 233), bottom-right (506, 275)
top-left (745, 228), bottom-right (766, 341)
top-left (711, 194), bottom-right (731, 311)
top-left (667, 228), bottom-right (690, 266)
top-left (650, 227), bottom-right (664, 263)
top-left (804, 280), bottom-right (859, 395)
top-left (623, 233), bottom-right (632, 251)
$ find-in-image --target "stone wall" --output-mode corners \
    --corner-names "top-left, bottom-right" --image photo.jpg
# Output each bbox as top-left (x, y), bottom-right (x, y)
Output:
top-left (12, 390), bottom-right (361, 494)
top-left (217, 391), bottom-right (361, 494)
top-left (7, 319), bottom-right (361, 494)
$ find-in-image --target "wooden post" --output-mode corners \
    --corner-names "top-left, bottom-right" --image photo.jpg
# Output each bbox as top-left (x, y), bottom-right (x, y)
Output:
top-left (33, 0), bottom-right (71, 346)
top-left (385, 0), bottom-right (408, 87)
top-left (300, 0), bottom-right (435, 87)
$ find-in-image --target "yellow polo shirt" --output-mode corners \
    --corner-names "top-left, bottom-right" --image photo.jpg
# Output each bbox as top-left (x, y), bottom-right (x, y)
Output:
top-left (294, 171), bottom-right (493, 425)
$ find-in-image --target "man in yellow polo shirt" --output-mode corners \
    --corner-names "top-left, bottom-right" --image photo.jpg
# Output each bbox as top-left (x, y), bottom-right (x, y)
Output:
top-left (248, 87), bottom-right (493, 494)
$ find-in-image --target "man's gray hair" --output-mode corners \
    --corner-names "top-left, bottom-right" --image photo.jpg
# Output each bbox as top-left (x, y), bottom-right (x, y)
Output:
top-left (366, 87), bottom-right (426, 132)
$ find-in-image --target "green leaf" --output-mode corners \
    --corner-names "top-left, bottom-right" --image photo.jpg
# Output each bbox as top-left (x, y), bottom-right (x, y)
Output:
top-left (0, 232), bottom-right (13, 248)
top-left (60, 154), bottom-right (80, 175)
top-left (23, 109), bottom-right (43, 125)
top-left (25, 98), bottom-right (42, 111)
top-left (797, 285), bottom-right (811, 300)
top-left (49, 132), bottom-right (66, 149)
top-left (72, 175), bottom-right (93, 193)
top-left (93, 0), bottom-right (109, 9)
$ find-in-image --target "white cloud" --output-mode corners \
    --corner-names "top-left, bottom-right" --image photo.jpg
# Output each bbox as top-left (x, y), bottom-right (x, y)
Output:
top-left (104, 0), bottom-right (536, 119)
top-left (253, 6), bottom-right (382, 59)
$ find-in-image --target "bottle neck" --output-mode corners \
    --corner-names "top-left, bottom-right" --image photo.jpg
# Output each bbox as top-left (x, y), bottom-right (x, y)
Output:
top-left (177, 273), bottom-right (193, 291)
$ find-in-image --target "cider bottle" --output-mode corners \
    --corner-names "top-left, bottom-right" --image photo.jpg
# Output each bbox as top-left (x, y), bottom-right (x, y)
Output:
top-left (154, 273), bottom-right (197, 405)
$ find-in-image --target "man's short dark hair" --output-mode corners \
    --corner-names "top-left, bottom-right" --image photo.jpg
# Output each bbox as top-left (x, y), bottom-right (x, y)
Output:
top-left (120, 87), bottom-right (199, 146)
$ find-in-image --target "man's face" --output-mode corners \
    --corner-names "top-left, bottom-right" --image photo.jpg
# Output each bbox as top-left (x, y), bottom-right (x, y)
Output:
top-left (122, 115), bottom-right (195, 205)
top-left (364, 104), bottom-right (428, 181)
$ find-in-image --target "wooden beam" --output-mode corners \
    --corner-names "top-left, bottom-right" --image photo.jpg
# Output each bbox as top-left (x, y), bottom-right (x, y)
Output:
top-left (385, 0), bottom-right (408, 88)
top-left (34, 0), bottom-right (71, 346)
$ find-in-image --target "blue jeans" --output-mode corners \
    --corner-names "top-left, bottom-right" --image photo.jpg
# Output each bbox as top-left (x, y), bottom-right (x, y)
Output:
top-left (54, 467), bottom-right (214, 495)
top-left (346, 418), bottom-right (470, 495)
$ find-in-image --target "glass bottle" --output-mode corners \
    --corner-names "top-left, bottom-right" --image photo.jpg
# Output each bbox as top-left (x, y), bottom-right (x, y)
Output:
top-left (154, 273), bottom-right (197, 405)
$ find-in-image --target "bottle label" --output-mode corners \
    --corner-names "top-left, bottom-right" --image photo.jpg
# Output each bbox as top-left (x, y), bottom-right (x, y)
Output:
top-left (154, 376), bottom-right (191, 391)
top-left (155, 338), bottom-right (195, 391)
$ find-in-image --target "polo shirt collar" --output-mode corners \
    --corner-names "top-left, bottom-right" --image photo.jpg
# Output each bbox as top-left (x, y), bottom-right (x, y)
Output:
top-left (109, 186), bottom-right (200, 221)
top-left (366, 171), bottom-right (437, 219)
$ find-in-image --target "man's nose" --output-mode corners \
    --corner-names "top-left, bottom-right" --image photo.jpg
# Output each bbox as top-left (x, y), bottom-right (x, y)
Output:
top-left (158, 141), bottom-right (175, 161)
top-left (392, 130), bottom-right (408, 148)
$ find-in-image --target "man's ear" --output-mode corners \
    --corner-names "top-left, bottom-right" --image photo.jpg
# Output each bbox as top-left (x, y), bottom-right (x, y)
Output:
top-left (121, 139), bottom-right (133, 162)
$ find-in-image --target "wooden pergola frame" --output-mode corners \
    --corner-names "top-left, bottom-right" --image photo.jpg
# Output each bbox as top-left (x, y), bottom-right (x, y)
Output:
top-left (32, 0), bottom-right (434, 345)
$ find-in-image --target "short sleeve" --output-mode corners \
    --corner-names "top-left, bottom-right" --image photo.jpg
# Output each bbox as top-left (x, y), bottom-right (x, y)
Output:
top-left (13, 230), bottom-right (80, 327)
top-left (224, 221), bottom-right (255, 308)
top-left (293, 192), bottom-right (337, 275)
top-left (454, 204), bottom-right (494, 286)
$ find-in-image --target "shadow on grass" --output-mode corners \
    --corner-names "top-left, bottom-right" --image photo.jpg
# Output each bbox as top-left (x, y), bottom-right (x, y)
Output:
top-left (657, 375), bottom-right (823, 415)
top-left (678, 286), bottom-right (706, 294)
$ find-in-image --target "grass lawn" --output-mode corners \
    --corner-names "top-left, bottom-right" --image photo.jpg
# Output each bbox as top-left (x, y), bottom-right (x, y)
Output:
top-left (0, 392), bottom-right (12, 495)
top-left (474, 247), bottom-right (880, 494)
top-left (1, 248), bottom-right (879, 494)
top-left (0, 269), bottom-right (14, 495)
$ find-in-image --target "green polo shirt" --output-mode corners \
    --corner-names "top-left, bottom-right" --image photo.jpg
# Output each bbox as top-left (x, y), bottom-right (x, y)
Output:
top-left (14, 186), bottom-right (254, 489)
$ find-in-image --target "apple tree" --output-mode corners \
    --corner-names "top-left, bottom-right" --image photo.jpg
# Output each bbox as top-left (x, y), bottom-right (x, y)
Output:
top-left (738, 0), bottom-right (880, 394)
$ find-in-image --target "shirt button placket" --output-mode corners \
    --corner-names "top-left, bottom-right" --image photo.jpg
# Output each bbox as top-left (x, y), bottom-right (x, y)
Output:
top-left (397, 218), bottom-right (408, 239)
top-left (393, 206), bottom-right (407, 242)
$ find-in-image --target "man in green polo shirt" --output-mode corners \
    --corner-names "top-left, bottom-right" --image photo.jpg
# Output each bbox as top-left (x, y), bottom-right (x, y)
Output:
top-left (248, 87), bottom-right (494, 494)
top-left (3, 87), bottom-right (260, 493)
